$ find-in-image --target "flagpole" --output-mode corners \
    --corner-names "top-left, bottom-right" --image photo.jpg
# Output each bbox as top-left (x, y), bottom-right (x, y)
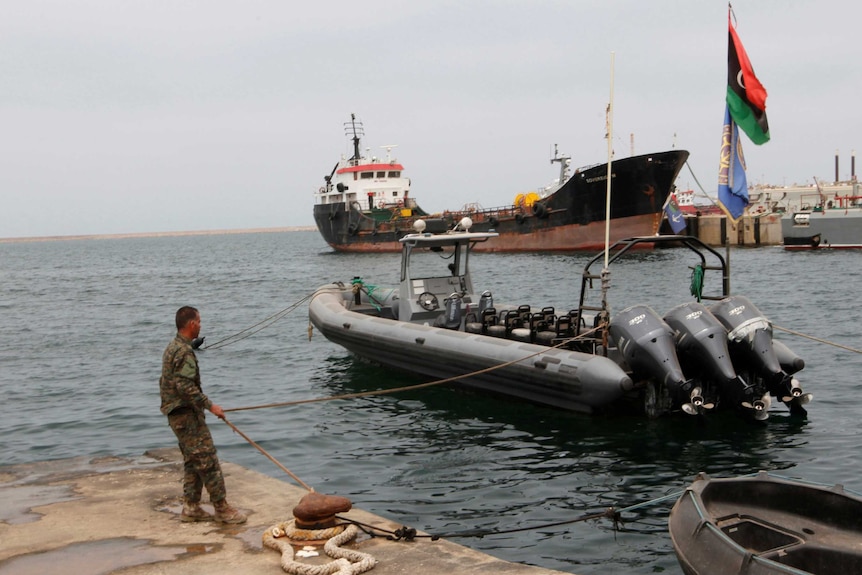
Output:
top-left (604, 51), bottom-right (614, 269)
top-left (598, 51), bottom-right (615, 356)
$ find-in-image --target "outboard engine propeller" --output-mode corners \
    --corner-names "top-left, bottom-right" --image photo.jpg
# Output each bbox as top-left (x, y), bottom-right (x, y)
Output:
top-left (609, 305), bottom-right (692, 412)
top-left (770, 339), bottom-right (811, 414)
top-left (741, 392), bottom-right (772, 421)
top-left (664, 302), bottom-right (750, 414)
top-left (710, 295), bottom-right (811, 416)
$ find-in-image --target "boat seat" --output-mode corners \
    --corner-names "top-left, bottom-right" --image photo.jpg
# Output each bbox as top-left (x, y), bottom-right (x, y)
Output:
top-left (532, 313), bottom-right (557, 346)
top-left (567, 309), bottom-right (586, 328)
top-left (483, 308), bottom-right (506, 338)
top-left (510, 309), bottom-right (532, 342)
top-left (555, 315), bottom-right (573, 339)
top-left (464, 311), bottom-right (482, 334)
top-left (492, 309), bottom-right (519, 339)
top-left (477, 291), bottom-right (494, 315)
top-left (433, 293), bottom-right (463, 330)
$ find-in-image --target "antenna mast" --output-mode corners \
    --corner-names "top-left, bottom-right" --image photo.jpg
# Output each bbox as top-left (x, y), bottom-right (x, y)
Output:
top-left (344, 113), bottom-right (365, 162)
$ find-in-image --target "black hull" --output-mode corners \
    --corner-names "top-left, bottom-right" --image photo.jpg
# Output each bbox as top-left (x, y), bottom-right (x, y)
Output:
top-left (314, 150), bottom-right (689, 252)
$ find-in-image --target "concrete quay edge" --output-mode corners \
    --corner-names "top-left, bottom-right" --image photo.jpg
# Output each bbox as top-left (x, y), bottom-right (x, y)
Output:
top-left (0, 449), bottom-right (572, 575)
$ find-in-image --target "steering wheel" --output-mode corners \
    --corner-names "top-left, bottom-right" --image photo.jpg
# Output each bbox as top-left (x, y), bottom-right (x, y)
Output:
top-left (417, 292), bottom-right (439, 311)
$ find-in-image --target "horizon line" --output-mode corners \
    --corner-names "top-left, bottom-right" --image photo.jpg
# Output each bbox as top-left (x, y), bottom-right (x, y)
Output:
top-left (0, 226), bottom-right (318, 244)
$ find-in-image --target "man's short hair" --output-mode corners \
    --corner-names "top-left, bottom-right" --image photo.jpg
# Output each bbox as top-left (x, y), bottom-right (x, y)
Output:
top-left (176, 306), bottom-right (199, 330)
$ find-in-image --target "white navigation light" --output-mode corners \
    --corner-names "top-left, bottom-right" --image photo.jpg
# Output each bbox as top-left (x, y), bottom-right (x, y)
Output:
top-left (459, 217), bottom-right (473, 231)
top-left (413, 219), bottom-right (427, 232)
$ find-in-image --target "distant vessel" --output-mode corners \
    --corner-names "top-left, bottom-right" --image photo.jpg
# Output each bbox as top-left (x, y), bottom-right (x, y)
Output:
top-left (781, 191), bottom-right (862, 249)
top-left (749, 179), bottom-right (860, 215)
top-left (313, 114), bottom-right (689, 252)
top-left (675, 189), bottom-right (723, 216)
top-left (683, 150), bottom-right (862, 249)
top-left (745, 166), bottom-right (862, 249)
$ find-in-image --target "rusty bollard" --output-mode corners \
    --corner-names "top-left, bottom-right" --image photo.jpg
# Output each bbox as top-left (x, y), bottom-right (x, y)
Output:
top-left (292, 492), bottom-right (352, 529)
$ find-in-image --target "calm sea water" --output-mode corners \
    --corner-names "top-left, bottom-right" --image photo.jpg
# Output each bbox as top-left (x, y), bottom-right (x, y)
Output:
top-left (2, 230), bottom-right (861, 574)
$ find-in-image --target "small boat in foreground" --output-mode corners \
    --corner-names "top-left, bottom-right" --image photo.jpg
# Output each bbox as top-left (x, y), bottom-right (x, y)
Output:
top-left (308, 218), bottom-right (812, 419)
top-left (669, 471), bottom-right (862, 575)
top-left (313, 114), bottom-right (689, 252)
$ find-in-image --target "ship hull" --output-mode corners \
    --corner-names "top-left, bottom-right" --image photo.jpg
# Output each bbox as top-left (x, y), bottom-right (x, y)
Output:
top-left (782, 208), bottom-right (862, 250)
top-left (314, 150), bottom-right (690, 252)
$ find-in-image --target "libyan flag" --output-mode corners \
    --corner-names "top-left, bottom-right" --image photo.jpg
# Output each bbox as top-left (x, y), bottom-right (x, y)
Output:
top-left (727, 14), bottom-right (769, 145)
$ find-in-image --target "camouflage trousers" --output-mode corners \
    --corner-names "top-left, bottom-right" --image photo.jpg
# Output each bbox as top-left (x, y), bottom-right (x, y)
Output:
top-left (167, 407), bottom-right (226, 505)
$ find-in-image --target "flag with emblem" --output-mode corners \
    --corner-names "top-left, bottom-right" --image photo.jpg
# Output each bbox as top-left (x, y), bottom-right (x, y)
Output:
top-left (663, 193), bottom-right (687, 234)
top-left (717, 105), bottom-right (749, 221)
top-left (727, 11), bottom-right (769, 145)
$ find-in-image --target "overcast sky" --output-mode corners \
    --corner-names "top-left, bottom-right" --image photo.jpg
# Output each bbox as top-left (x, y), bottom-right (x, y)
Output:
top-left (2, 1), bottom-right (858, 238)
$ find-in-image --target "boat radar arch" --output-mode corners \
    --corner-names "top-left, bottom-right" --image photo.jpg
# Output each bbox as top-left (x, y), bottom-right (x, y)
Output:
top-left (400, 219), bottom-right (498, 246)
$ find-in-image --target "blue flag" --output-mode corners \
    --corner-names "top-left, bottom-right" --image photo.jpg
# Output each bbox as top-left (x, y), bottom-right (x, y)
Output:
top-left (664, 193), bottom-right (687, 234)
top-left (717, 105), bottom-right (749, 221)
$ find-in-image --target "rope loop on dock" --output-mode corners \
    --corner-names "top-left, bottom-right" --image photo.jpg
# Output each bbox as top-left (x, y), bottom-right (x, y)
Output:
top-left (263, 520), bottom-right (377, 575)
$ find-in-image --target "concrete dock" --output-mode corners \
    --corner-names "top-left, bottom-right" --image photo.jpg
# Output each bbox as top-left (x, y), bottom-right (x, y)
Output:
top-left (0, 449), bottom-right (569, 575)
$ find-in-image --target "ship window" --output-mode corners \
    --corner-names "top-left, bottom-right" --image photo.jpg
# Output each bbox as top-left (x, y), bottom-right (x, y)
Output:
top-left (388, 171), bottom-right (400, 177)
top-left (376, 171), bottom-right (386, 178)
top-left (360, 172), bottom-right (374, 179)
top-left (391, 191), bottom-right (399, 197)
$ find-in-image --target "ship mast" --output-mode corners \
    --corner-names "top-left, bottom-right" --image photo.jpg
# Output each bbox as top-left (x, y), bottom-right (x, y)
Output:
top-left (550, 144), bottom-right (571, 185)
top-left (345, 113), bottom-right (365, 163)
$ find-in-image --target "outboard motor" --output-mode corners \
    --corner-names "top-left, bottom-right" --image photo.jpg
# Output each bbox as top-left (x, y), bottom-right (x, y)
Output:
top-left (710, 295), bottom-right (810, 415)
top-left (609, 305), bottom-right (690, 406)
top-left (434, 293), bottom-right (463, 330)
top-left (664, 302), bottom-right (749, 414)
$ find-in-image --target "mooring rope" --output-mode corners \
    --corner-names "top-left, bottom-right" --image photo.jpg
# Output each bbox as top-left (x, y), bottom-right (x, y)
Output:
top-left (220, 406), bottom-right (631, 541)
top-left (221, 417), bottom-right (314, 492)
top-left (334, 488), bottom-right (687, 542)
top-left (773, 324), bottom-right (862, 354)
top-left (201, 292), bottom-right (314, 350)
top-left (224, 324), bottom-right (604, 414)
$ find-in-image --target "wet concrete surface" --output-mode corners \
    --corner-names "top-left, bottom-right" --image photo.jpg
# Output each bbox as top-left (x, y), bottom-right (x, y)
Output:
top-left (0, 449), bottom-right (570, 575)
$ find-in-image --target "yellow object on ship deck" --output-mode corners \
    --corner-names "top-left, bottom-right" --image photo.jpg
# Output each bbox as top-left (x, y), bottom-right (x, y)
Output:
top-left (514, 192), bottom-right (540, 207)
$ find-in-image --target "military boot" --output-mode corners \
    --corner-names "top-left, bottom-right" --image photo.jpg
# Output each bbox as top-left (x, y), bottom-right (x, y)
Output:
top-left (214, 500), bottom-right (247, 524)
top-left (180, 502), bottom-right (213, 523)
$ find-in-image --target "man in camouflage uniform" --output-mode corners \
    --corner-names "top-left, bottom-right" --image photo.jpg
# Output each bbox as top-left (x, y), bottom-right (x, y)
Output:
top-left (160, 306), bottom-right (246, 524)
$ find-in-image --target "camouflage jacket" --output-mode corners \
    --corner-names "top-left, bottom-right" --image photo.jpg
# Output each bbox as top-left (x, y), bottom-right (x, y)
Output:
top-left (160, 334), bottom-right (213, 416)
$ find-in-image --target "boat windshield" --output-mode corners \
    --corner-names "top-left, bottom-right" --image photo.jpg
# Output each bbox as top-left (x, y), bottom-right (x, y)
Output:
top-left (399, 232), bottom-right (497, 285)
top-left (403, 244), bottom-right (464, 280)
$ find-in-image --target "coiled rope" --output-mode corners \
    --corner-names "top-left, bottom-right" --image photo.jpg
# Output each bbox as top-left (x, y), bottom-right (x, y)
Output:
top-left (263, 521), bottom-right (377, 575)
